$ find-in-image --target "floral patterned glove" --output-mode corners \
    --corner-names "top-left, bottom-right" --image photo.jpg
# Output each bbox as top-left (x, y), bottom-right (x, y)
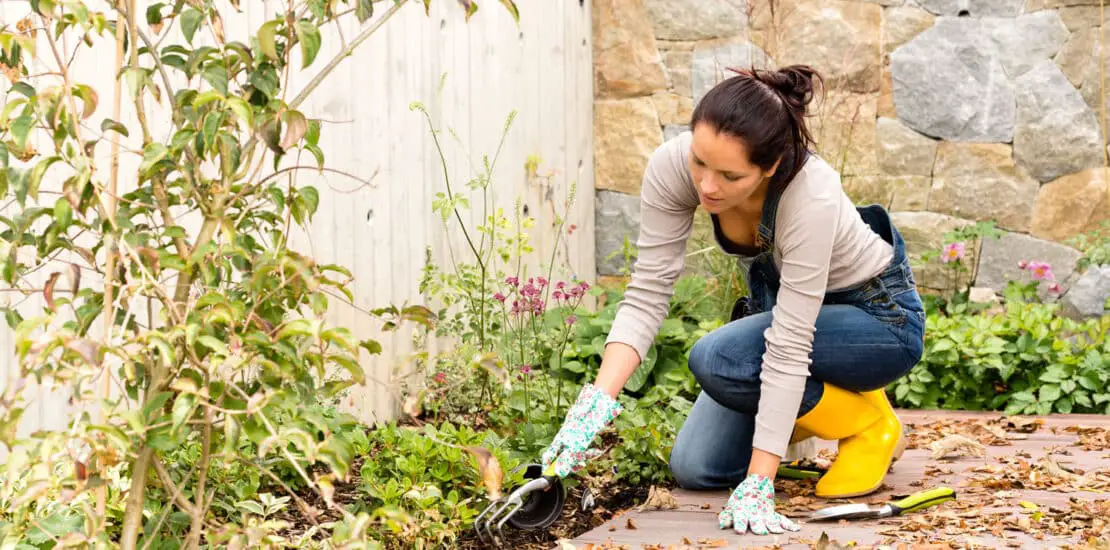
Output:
top-left (718, 473), bottom-right (801, 535)
top-left (540, 383), bottom-right (623, 477)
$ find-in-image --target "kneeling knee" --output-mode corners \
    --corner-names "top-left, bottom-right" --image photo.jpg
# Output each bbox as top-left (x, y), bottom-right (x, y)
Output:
top-left (668, 446), bottom-right (713, 490)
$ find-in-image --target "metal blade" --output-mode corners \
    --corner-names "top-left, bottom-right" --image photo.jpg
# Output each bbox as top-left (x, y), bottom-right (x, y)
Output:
top-left (809, 503), bottom-right (881, 521)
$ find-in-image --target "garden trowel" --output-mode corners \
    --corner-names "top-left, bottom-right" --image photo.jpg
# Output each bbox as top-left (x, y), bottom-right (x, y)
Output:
top-left (809, 487), bottom-right (956, 521)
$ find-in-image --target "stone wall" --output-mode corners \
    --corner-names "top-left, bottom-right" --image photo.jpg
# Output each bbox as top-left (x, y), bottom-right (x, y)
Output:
top-left (592, 0), bottom-right (1110, 316)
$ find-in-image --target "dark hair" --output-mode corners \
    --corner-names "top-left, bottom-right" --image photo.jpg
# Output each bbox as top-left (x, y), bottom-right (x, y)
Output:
top-left (689, 64), bottom-right (824, 189)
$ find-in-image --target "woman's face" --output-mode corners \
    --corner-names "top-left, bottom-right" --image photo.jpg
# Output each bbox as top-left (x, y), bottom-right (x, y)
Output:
top-left (688, 123), bottom-right (778, 214)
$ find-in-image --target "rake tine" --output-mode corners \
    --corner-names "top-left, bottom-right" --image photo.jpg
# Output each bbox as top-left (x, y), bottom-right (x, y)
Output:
top-left (475, 497), bottom-right (503, 544)
top-left (494, 499), bottom-right (526, 541)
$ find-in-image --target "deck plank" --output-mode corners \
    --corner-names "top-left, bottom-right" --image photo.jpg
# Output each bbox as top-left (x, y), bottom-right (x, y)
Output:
top-left (559, 409), bottom-right (1110, 549)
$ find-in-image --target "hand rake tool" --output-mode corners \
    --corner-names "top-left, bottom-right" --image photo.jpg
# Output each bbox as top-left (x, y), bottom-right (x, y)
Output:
top-left (475, 462), bottom-right (565, 545)
top-left (809, 487), bottom-right (956, 521)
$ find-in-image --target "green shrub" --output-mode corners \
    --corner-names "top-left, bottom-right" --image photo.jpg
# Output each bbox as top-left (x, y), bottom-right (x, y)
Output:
top-left (892, 302), bottom-right (1110, 415)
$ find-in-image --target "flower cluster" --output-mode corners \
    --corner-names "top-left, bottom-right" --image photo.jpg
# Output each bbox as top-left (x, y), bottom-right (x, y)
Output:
top-left (494, 276), bottom-right (590, 320)
top-left (1018, 260), bottom-right (1062, 293)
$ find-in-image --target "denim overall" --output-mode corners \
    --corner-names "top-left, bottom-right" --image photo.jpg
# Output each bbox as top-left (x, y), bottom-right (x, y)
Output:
top-left (668, 170), bottom-right (926, 491)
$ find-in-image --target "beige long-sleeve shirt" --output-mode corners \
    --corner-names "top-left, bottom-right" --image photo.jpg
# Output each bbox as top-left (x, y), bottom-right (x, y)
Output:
top-left (605, 130), bottom-right (894, 457)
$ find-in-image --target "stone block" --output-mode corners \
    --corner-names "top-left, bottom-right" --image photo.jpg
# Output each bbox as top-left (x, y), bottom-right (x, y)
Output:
top-left (891, 211), bottom-right (981, 291)
top-left (642, 0), bottom-right (748, 41)
top-left (975, 231), bottom-right (1081, 295)
top-left (595, 190), bottom-right (642, 276)
top-left (594, 97), bottom-right (664, 195)
top-left (594, 0), bottom-right (669, 98)
top-left (876, 116), bottom-right (937, 176)
top-left (1031, 167), bottom-right (1110, 243)
top-left (1013, 61), bottom-right (1105, 183)
top-left (929, 142), bottom-right (1039, 232)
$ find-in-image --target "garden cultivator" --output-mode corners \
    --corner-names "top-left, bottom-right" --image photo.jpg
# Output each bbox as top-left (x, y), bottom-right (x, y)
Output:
top-left (475, 463), bottom-right (566, 545)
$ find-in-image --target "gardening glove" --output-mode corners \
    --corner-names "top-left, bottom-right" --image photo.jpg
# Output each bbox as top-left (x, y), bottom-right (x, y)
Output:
top-left (540, 383), bottom-right (623, 477)
top-left (718, 473), bottom-right (801, 535)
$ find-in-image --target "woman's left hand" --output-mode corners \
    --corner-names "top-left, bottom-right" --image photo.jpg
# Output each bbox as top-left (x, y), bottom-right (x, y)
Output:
top-left (718, 473), bottom-right (801, 535)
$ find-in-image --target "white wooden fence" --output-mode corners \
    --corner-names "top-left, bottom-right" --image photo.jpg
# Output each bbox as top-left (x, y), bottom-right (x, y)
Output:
top-left (0, 0), bottom-right (595, 440)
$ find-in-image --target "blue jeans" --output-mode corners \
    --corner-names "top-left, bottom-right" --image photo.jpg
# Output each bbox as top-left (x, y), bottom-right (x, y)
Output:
top-left (668, 204), bottom-right (925, 490)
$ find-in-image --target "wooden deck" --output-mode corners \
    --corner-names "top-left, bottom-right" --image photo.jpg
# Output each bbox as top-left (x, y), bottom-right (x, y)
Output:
top-left (561, 409), bottom-right (1110, 549)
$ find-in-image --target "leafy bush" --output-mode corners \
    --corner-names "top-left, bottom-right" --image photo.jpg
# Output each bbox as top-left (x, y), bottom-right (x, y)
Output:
top-left (892, 302), bottom-right (1110, 415)
top-left (0, 1), bottom-right (518, 548)
top-left (1069, 220), bottom-right (1110, 269)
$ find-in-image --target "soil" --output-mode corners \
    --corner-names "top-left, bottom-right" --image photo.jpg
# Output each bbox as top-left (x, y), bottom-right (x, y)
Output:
top-left (455, 480), bottom-right (656, 550)
top-left (271, 428), bottom-right (657, 550)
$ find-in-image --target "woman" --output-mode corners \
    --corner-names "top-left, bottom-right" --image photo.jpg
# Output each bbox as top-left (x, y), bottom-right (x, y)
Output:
top-left (540, 64), bottom-right (925, 536)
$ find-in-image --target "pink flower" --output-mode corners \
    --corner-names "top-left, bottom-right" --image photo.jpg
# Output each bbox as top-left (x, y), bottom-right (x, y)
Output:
top-left (556, 281), bottom-right (567, 290)
top-left (521, 365), bottom-right (533, 375)
top-left (565, 315), bottom-right (577, 325)
top-left (506, 276), bottom-right (520, 287)
top-left (433, 372), bottom-right (447, 384)
top-left (1047, 282), bottom-right (1062, 294)
top-left (536, 277), bottom-right (548, 288)
top-left (493, 292), bottom-right (506, 303)
top-left (941, 242), bottom-right (965, 264)
top-left (1027, 261), bottom-right (1054, 281)
top-left (1018, 260), bottom-right (1028, 269)
top-left (552, 290), bottom-right (565, 301)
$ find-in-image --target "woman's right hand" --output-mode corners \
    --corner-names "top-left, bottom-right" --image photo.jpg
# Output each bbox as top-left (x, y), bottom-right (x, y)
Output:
top-left (540, 383), bottom-right (623, 477)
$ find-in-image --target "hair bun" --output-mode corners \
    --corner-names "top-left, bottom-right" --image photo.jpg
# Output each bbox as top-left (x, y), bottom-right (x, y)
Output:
top-left (757, 65), bottom-right (821, 110)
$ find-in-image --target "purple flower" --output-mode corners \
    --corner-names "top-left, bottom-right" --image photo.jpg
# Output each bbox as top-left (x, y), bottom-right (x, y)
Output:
top-left (1027, 261), bottom-right (1055, 281)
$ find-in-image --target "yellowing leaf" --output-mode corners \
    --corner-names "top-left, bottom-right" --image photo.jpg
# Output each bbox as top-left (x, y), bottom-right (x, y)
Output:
top-left (465, 446), bottom-right (503, 500)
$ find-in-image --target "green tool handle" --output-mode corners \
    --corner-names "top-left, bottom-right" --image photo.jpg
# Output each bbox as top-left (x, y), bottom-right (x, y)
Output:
top-left (889, 487), bottom-right (956, 515)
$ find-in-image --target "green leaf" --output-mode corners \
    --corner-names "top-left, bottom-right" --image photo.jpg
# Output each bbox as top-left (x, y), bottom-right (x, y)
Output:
top-left (305, 144), bottom-right (325, 169)
top-left (181, 8), bottom-right (204, 44)
top-left (12, 82), bottom-right (35, 98)
top-left (100, 118), bottom-right (129, 137)
top-left (1039, 384), bottom-right (1061, 403)
top-left (139, 143), bottom-right (168, 177)
top-left (202, 65), bottom-right (229, 96)
top-left (54, 197), bottom-right (72, 229)
top-left (250, 65), bottom-right (279, 99)
top-left (202, 111), bottom-right (224, 152)
top-left (198, 335), bottom-right (228, 356)
top-left (356, 0), bottom-right (374, 22)
top-left (192, 90), bottom-right (224, 108)
top-left (257, 20), bottom-right (281, 61)
top-left (226, 97), bottom-right (254, 128)
top-left (294, 20), bottom-right (321, 68)
top-left (299, 186), bottom-right (319, 215)
top-left (146, 3), bottom-right (165, 24)
top-left (171, 393), bottom-right (195, 430)
top-left (27, 156), bottom-right (61, 202)
top-left (11, 115), bottom-right (33, 149)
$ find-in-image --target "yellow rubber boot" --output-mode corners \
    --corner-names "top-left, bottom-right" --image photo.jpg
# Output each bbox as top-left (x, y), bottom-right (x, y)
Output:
top-left (794, 383), bottom-right (905, 499)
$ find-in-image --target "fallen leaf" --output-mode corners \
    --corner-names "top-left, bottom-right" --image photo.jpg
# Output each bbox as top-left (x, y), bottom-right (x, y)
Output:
top-left (637, 485), bottom-right (679, 511)
top-left (625, 517), bottom-right (636, 530)
top-left (464, 446), bottom-right (502, 500)
top-left (929, 434), bottom-right (987, 459)
top-left (696, 538), bottom-right (729, 548)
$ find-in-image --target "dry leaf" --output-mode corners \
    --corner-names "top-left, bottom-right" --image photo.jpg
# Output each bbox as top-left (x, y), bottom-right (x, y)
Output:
top-left (929, 434), bottom-right (987, 459)
top-left (464, 446), bottom-right (502, 500)
top-left (700, 502), bottom-right (712, 510)
top-left (637, 485), bottom-right (679, 511)
top-left (696, 538), bottom-right (729, 547)
top-left (44, 271), bottom-right (60, 312)
top-left (556, 540), bottom-right (577, 550)
top-left (625, 517), bottom-right (636, 530)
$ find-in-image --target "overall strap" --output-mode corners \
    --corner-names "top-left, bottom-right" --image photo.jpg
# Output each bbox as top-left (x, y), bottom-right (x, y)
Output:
top-left (755, 178), bottom-right (787, 252)
top-left (755, 153), bottom-right (810, 252)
